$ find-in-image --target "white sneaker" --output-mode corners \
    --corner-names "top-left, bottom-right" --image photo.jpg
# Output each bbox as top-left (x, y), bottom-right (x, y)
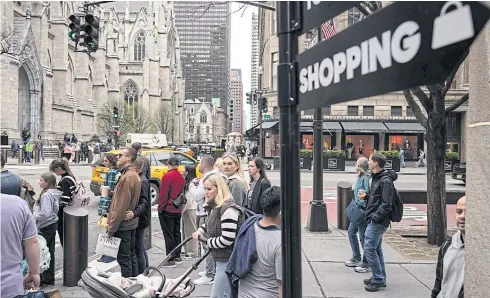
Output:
top-left (354, 263), bottom-right (371, 273)
top-left (198, 271), bottom-right (206, 277)
top-left (193, 276), bottom-right (213, 285)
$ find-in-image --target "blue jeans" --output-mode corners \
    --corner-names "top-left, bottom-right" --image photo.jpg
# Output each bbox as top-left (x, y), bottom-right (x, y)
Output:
top-left (348, 220), bottom-right (367, 263)
top-left (210, 261), bottom-right (230, 298)
top-left (135, 227), bottom-right (149, 275)
top-left (364, 222), bottom-right (388, 283)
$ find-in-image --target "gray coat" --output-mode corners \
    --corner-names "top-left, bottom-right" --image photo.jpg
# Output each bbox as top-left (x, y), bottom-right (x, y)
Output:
top-left (34, 189), bottom-right (61, 229)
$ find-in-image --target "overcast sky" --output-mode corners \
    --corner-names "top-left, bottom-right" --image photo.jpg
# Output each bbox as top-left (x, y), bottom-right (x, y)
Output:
top-left (230, 3), bottom-right (256, 127)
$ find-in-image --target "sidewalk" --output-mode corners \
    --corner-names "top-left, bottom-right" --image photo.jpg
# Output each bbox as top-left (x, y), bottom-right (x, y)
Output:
top-left (5, 157), bottom-right (92, 168)
top-left (53, 225), bottom-right (437, 298)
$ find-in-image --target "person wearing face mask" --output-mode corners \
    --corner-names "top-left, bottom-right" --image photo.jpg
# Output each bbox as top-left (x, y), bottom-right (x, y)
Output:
top-left (192, 173), bottom-right (246, 298)
top-left (431, 196), bottom-right (466, 298)
top-left (222, 153), bottom-right (247, 207)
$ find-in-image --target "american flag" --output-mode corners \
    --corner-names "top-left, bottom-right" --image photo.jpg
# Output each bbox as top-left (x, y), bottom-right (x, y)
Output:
top-left (321, 19), bottom-right (337, 40)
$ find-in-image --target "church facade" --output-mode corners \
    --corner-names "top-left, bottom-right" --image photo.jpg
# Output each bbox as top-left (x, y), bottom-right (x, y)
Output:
top-left (0, 1), bottom-right (185, 144)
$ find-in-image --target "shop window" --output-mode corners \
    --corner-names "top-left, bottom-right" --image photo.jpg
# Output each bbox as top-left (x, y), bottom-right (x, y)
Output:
top-left (363, 106), bottom-right (374, 116)
top-left (390, 136), bottom-right (418, 159)
top-left (302, 134), bottom-right (332, 150)
top-left (345, 135), bottom-right (375, 159)
top-left (406, 106), bottom-right (414, 117)
top-left (391, 106), bottom-right (403, 116)
top-left (347, 106), bottom-right (358, 116)
top-left (323, 105), bottom-right (331, 116)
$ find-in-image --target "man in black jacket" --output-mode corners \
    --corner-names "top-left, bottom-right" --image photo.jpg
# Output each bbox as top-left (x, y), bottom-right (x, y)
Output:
top-left (125, 157), bottom-right (151, 274)
top-left (361, 152), bottom-right (397, 292)
top-left (431, 196), bottom-right (465, 298)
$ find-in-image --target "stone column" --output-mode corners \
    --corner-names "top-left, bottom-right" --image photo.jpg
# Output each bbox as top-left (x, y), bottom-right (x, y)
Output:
top-left (466, 17), bottom-right (490, 297)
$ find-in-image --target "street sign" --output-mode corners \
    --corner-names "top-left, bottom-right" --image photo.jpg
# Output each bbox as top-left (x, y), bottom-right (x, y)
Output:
top-left (264, 114), bottom-right (271, 119)
top-left (299, 1), bottom-right (360, 35)
top-left (296, 1), bottom-right (490, 111)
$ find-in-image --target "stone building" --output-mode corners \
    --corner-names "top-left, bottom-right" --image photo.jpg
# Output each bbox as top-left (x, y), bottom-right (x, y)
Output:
top-left (183, 99), bottom-right (227, 145)
top-left (250, 4), bottom-right (470, 161)
top-left (0, 1), bottom-right (185, 144)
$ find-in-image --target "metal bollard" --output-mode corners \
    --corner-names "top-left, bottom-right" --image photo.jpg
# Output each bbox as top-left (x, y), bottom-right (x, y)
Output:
top-left (63, 207), bottom-right (89, 287)
top-left (34, 150), bottom-right (40, 164)
top-left (18, 149), bottom-right (24, 163)
top-left (74, 151), bottom-right (80, 163)
top-left (88, 150), bottom-right (93, 164)
top-left (144, 221), bottom-right (152, 250)
top-left (337, 181), bottom-right (352, 230)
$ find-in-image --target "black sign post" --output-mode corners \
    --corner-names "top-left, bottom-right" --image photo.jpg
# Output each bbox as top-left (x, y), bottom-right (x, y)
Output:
top-left (278, 1), bottom-right (490, 297)
top-left (296, 1), bottom-right (490, 111)
top-left (277, 2), bottom-right (302, 298)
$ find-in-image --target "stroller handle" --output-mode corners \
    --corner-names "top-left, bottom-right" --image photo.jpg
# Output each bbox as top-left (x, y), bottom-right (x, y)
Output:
top-left (143, 266), bottom-right (166, 294)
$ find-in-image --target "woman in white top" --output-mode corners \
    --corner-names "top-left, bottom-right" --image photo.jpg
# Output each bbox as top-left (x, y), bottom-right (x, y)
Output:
top-left (181, 164), bottom-right (199, 258)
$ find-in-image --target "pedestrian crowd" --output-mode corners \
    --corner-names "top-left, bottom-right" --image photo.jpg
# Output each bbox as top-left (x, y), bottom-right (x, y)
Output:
top-left (0, 144), bottom-right (465, 298)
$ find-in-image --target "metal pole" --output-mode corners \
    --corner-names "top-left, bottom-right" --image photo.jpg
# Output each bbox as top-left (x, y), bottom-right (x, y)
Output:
top-left (307, 27), bottom-right (329, 232)
top-left (278, 2), bottom-right (301, 298)
top-left (258, 94), bottom-right (263, 157)
top-left (63, 207), bottom-right (89, 287)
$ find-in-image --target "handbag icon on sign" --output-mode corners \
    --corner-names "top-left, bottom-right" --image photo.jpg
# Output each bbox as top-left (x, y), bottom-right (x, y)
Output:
top-left (432, 1), bottom-right (475, 50)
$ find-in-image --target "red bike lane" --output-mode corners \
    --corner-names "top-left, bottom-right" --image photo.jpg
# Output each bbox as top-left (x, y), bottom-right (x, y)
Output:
top-left (300, 187), bottom-right (457, 228)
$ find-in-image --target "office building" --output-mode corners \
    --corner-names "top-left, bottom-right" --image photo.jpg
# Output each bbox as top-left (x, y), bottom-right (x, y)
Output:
top-left (230, 69), bottom-right (244, 133)
top-left (249, 12), bottom-right (260, 128)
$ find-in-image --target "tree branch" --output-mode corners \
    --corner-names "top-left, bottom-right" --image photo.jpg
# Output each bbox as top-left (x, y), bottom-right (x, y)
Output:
top-left (409, 87), bottom-right (431, 112)
top-left (403, 90), bottom-right (428, 129)
top-left (441, 49), bottom-right (469, 97)
top-left (445, 93), bottom-right (469, 115)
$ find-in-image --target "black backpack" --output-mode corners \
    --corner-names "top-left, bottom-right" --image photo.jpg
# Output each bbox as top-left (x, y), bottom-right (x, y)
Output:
top-left (390, 187), bottom-right (404, 222)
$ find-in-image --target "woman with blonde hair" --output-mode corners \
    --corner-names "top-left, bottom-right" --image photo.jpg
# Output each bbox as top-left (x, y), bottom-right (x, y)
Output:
top-left (221, 153), bottom-right (247, 207)
top-left (345, 156), bottom-right (371, 273)
top-left (192, 173), bottom-right (245, 298)
top-left (214, 157), bottom-right (224, 173)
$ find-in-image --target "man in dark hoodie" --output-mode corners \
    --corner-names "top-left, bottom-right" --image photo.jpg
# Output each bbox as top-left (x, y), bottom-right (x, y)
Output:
top-left (226, 186), bottom-right (282, 298)
top-left (361, 152), bottom-right (397, 292)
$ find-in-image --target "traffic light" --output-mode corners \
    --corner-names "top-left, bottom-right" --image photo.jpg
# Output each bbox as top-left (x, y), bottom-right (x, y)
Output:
top-left (113, 106), bottom-right (119, 119)
top-left (246, 93), bottom-right (252, 105)
top-left (252, 93), bottom-right (258, 105)
top-left (84, 14), bottom-right (100, 51)
top-left (261, 96), bottom-right (268, 112)
top-left (68, 15), bottom-right (81, 42)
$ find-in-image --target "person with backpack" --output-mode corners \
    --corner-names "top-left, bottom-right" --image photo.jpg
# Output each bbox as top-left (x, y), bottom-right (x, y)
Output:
top-left (158, 157), bottom-right (186, 267)
top-left (362, 152), bottom-right (398, 292)
top-left (49, 158), bottom-right (77, 247)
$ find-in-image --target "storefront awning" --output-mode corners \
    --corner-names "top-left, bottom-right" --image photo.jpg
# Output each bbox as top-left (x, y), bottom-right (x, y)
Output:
top-left (384, 122), bottom-right (426, 133)
top-left (341, 122), bottom-right (388, 133)
top-left (300, 121), bottom-right (342, 132)
top-left (260, 121), bottom-right (279, 129)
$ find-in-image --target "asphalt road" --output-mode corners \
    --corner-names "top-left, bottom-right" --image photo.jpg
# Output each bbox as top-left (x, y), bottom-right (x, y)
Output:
top-left (8, 163), bottom-right (465, 274)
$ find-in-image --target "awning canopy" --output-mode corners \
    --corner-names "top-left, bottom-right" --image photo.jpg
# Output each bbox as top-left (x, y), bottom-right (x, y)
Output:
top-left (384, 122), bottom-right (426, 133)
top-left (299, 121), bottom-right (342, 132)
top-left (260, 121), bottom-right (279, 130)
top-left (341, 122), bottom-right (388, 133)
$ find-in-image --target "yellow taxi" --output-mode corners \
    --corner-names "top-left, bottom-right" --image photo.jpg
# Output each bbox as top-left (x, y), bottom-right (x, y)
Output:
top-left (90, 148), bottom-right (201, 205)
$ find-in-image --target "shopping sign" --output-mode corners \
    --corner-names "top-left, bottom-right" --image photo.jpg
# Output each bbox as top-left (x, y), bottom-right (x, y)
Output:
top-left (299, 1), bottom-right (361, 35)
top-left (296, 1), bottom-right (490, 111)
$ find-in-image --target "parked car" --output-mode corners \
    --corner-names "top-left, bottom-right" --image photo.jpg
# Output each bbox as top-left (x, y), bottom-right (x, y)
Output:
top-left (90, 148), bottom-right (201, 205)
top-left (451, 162), bottom-right (466, 184)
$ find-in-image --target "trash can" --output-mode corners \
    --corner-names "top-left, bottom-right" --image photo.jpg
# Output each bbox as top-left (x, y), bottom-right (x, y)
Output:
top-left (34, 150), bottom-right (40, 164)
top-left (63, 207), bottom-right (89, 287)
top-left (337, 181), bottom-right (352, 230)
top-left (74, 151), bottom-right (80, 164)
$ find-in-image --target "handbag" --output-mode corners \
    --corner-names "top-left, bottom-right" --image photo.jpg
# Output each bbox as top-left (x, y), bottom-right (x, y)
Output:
top-left (172, 191), bottom-right (187, 209)
top-left (345, 199), bottom-right (365, 224)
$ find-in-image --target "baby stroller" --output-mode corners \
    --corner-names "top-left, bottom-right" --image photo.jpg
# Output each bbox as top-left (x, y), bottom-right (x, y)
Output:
top-left (79, 237), bottom-right (210, 298)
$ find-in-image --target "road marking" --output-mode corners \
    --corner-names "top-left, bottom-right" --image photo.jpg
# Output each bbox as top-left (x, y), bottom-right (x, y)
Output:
top-left (403, 206), bottom-right (427, 221)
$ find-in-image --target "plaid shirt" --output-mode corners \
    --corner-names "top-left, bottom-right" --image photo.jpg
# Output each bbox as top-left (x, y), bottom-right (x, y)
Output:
top-left (98, 168), bottom-right (119, 216)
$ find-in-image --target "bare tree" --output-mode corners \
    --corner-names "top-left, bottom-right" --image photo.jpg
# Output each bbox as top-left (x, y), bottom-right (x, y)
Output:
top-left (189, 1), bottom-right (249, 20)
top-left (357, 2), bottom-right (469, 245)
top-left (153, 103), bottom-right (174, 136)
top-left (97, 100), bottom-right (152, 146)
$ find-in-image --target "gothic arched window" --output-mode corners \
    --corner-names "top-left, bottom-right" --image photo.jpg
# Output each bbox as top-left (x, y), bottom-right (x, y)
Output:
top-left (124, 81), bottom-right (139, 105)
top-left (133, 31), bottom-right (145, 61)
top-left (206, 126), bottom-right (209, 134)
top-left (200, 112), bottom-right (207, 123)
